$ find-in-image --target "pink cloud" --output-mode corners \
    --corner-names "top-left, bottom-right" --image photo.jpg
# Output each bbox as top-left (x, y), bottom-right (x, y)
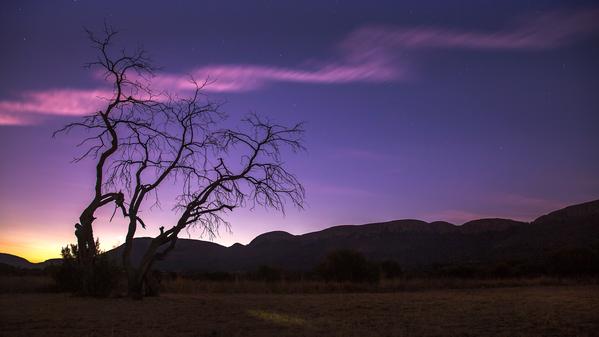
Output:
top-left (153, 58), bottom-right (400, 93)
top-left (0, 113), bottom-right (32, 126)
top-left (2, 8), bottom-right (598, 125)
top-left (0, 89), bottom-right (110, 123)
top-left (341, 8), bottom-right (599, 53)
top-left (0, 57), bottom-right (400, 125)
top-left (154, 7), bottom-right (599, 94)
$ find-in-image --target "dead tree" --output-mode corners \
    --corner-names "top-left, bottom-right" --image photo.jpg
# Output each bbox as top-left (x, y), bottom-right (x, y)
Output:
top-left (144, 114), bottom-right (305, 297)
top-left (54, 25), bottom-right (159, 267)
top-left (118, 113), bottom-right (305, 298)
top-left (56, 27), bottom-right (305, 298)
top-left (106, 81), bottom-right (225, 297)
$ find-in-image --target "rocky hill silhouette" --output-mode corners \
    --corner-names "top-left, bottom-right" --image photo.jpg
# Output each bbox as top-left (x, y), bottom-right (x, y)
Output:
top-left (2, 200), bottom-right (598, 272)
top-left (107, 199), bottom-right (599, 272)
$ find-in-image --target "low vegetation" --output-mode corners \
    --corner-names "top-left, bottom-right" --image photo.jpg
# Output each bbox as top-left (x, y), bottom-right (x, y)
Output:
top-left (2, 247), bottom-right (599, 297)
top-left (161, 276), bottom-right (597, 294)
top-left (49, 241), bottom-right (122, 297)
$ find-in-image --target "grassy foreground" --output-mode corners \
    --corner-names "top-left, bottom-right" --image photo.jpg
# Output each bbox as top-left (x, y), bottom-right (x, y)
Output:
top-left (1, 285), bottom-right (598, 337)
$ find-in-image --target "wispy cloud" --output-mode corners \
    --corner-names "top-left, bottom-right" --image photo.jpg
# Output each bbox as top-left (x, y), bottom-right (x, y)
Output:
top-left (0, 89), bottom-right (108, 116)
top-left (341, 8), bottom-right (599, 53)
top-left (0, 89), bottom-right (110, 125)
top-left (0, 113), bottom-right (31, 126)
top-left (154, 62), bottom-right (400, 93)
top-left (160, 8), bottom-right (599, 93)
top-left (184, 7), bottom-right (599, 93)
top-left (1, 8), bottom-right (598, 125)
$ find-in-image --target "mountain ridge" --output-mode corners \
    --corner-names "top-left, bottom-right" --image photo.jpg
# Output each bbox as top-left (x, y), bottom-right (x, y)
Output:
top-left (1, 199), bottom-right (598, 271)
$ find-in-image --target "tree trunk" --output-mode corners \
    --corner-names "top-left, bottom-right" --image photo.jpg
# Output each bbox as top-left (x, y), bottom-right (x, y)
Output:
top-left (122, 218), bottom-right (137, 292)
top-left (76, 208), bottom-right (98, 265)
top-left (127, 235), bottom-right (171, 299)
top-left (127, 239), bottom-right (158, 299)
top-left (128, 271), bottom-right (145, 300)
top-left (74, 206), bottom-right (102, 296)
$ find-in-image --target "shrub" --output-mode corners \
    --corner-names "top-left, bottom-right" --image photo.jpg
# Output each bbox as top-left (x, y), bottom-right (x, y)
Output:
top-left (548, 248), bottom-right (599, 276)
top-left (317, 249), bottom-right (379, 283)
top-left (52, 248), bottom-right (79, 292)
top-left (52, 240), bottom-right (122, 297)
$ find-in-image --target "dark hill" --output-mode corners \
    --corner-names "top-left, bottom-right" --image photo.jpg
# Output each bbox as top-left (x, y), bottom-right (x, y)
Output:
top-left (0, 253), bottom-right (37, 269)
top-left (0, 253), bottom-right (61, 269)
top-left (2, 200), bottom-right (598, 272)
top-left (104, 199), bottom-right (599, 272)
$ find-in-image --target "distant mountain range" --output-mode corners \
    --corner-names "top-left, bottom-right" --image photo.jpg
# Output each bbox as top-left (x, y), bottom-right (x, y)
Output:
top-left (2, 199), bottom-right (598, 272)
top-left (0, 253), bottom-right (60, 270)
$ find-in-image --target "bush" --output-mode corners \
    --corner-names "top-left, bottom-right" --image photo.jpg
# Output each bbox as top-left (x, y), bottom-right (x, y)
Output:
top-left (52, 244), bottom-right (81, 292)
top-left (317, 249), bottom-right (379, 283)
top-left (52, 240), bottom-right (122, 297)
top-left (548, 248), bottom-right (599, 276)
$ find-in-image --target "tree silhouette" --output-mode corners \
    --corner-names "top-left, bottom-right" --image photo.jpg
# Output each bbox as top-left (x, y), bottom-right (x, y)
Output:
top-left (54, 25), bottom-right (160, 269)
top-left (57, 26), bottom-right (305, 298)
top-left (125, 114), bottom-right (305, 297)
top-left (106, 80), bottom-right (225, 296)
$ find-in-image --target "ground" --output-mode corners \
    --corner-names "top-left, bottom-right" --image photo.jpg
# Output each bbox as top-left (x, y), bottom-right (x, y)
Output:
top-left (1, 286), bottom-right (598, 336)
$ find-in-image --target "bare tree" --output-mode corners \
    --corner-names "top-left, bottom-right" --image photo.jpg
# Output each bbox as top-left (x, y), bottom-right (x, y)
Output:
top-left (54, 25), bottom-right (160, 268)
top-left (106, 81), bottom-right (227, 297)
top-left (108, 104), bottom-right (305, 297)
top-left (57, 27), bottom-right (305, 298)
top-left (124, 114), bottom-right (305, 298)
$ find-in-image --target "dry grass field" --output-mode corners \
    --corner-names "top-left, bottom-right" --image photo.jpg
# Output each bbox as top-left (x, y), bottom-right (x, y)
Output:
top-left (1, 285), bottom-right (598, 337)
top-left (161, 276), bottom-right (594, 294)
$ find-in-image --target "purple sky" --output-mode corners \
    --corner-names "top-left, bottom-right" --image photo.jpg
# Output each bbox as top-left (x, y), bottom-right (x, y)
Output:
top-left (1, 1), bottom-right (598, 262)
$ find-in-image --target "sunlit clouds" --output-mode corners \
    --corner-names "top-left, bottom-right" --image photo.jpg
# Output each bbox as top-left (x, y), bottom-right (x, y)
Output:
top-left (0, 89), bottom-right (110, 125)
top-left (1, 8), bottom-right (598, 125)
top-left (341, 8), bottom-right (599, 52)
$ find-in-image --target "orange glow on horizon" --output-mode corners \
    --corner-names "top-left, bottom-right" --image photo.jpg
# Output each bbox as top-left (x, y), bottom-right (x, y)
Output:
top-left (0, 227), bottom-right (127, 263)
top-left (0, 240), bottom-right (62, 263)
